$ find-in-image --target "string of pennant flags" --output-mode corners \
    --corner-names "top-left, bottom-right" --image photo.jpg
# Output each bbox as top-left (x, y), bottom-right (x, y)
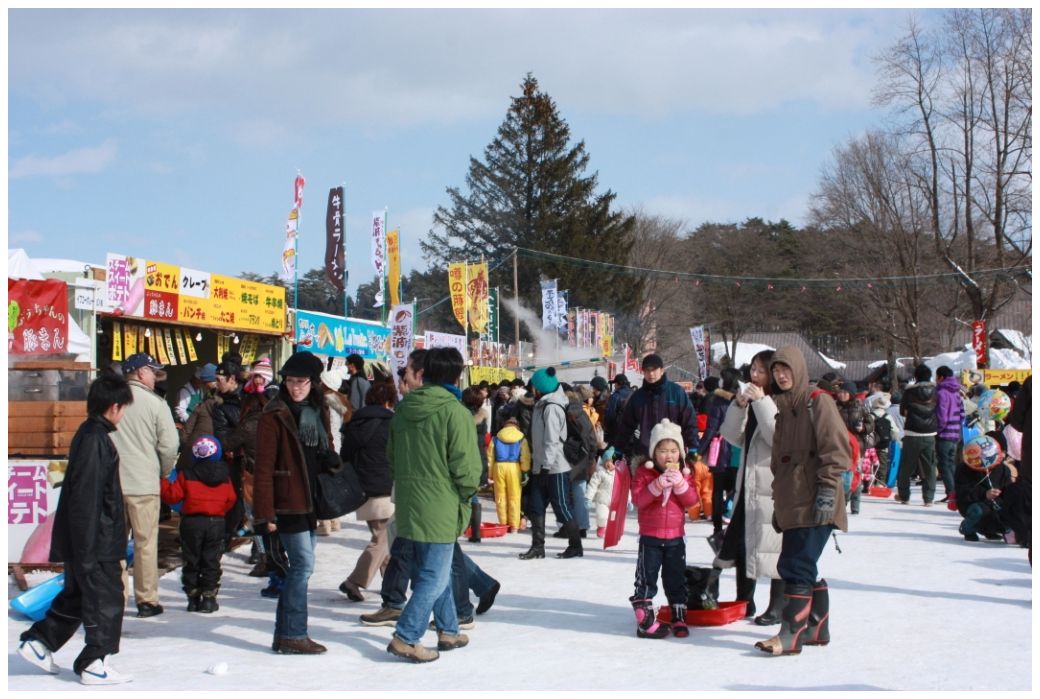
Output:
top-left (515, 247), bottom-right (1030, 291)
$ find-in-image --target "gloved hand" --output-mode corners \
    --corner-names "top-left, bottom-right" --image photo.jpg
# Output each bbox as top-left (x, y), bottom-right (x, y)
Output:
top-left (648, 470), bottom-right (670, 497)
top-left (670, 470), bottom-right (690, 495)
top-left (656, 472), bottom-right (672, 490)
top-left (813, 486), bottom-right (837, 526)
top-left (664, 469), bottom-right (684, 485)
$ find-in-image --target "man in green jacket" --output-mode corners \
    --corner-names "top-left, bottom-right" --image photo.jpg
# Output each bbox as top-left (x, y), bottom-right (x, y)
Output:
top-left (385, 347), bottom-right (481, 663)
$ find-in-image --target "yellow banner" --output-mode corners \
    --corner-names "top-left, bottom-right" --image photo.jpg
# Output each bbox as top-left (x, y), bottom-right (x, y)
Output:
top-left (466, 262), bottom-right (489, 334)
top-left (469, 366), bottom-right (516, 386)
top-left (163, 328), bottom-right (178, 365)
top-left (123, 324), bottom-right (136, 356)
top-left (387, 229), bottom-right (401, 308)
top-left (153, 329), bottom-right (170, 365)
top-left (112, 321), bottom-right (123, 361)
top-left (974, 369), bottom-right (1031, 386)
top-left (182, 328), bottom-right (198, 362)
top-left (448, 262), bottom-right (466, 329)
top-left (240, 334), bottom-right (258, 365)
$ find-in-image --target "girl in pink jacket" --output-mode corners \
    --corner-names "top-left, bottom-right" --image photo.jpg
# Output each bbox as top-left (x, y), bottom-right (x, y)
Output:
top-left (629, 419), bottom-right (699, 639)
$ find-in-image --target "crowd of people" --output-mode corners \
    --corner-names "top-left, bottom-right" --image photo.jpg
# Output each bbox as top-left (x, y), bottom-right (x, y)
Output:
top-left (15, 343), bottom-right (1032, 679)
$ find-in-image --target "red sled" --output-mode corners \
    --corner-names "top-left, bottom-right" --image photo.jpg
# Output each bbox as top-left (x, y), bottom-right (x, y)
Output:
top-left (867, 485), bottom-right (892, 498)
top-left (463, 523), bottom-right (509, 539)
top-left (656, 600), bottom-right (748, 626)
top-left (602, 457), bottom-right (632, 549)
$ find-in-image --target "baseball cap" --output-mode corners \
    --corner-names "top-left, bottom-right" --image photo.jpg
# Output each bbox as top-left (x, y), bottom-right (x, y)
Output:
top-left (198, 363), bottom-right (218, 383)
top-left (122, 352), bottom-right (163, 375)
top-left (610, 373), bottom-right (630, 386)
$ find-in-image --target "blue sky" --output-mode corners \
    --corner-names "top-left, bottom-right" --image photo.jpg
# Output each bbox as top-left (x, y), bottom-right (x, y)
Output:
top-left (8, 8), bottom-right (923, 298)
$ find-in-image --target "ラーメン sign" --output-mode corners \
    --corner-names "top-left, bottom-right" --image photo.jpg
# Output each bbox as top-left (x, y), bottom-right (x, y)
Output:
top-left (104, 253), bottom-right (286, 334)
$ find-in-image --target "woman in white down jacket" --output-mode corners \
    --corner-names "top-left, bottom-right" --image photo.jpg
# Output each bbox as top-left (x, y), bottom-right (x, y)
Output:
top-left (716, 349), bottom-right (784, 625)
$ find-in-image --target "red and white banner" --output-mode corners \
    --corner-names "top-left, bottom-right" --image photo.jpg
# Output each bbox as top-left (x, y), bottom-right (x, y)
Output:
top-left (8, 279), bottom-right (69, 355)
top-left (971, 320), bottom-right (988, 367)
top-left (294, 174), bottom-right (306, 210)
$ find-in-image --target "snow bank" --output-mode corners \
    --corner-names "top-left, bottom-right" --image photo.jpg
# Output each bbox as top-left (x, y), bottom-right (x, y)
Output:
top-left (710, 341), bottom-right (774, 368)
top-left (818, 351), bottom-right (846, 370)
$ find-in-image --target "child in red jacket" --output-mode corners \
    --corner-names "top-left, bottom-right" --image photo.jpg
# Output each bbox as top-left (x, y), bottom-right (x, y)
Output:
top-left (630, 419), bottom-right (699, 639)
top-left (161, 435), bottom-right (236, 613)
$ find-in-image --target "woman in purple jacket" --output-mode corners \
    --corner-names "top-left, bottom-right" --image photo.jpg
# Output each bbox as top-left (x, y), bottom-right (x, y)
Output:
top-left (935, 366), bottom-right (965, 503)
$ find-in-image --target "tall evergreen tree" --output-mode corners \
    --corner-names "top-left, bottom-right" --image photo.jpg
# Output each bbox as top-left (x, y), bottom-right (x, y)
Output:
top-left (423, 73), bottom-right (641, 340)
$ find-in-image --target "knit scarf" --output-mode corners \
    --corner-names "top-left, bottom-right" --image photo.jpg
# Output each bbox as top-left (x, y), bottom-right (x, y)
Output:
top-left (292, 401), bottom-right (329, 449)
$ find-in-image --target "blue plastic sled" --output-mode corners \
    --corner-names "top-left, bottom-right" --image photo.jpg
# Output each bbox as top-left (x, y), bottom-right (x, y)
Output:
top-left (886, 442), bottom-right (902, 487)
top-left (10, 573), bottom-right (66, 621)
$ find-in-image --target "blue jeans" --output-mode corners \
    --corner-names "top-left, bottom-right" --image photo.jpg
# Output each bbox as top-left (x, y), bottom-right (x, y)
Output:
top-left (380, 535), bottom-right (414, 609)
top-left (452, 544), bottom-right (497, 617)
top-left (937, 439), bottom-right (959, 497)
top-left (777, 526), bottom-right (831, 587)
top-left (275, 529), bottom-right (315, 640)
top-left (570, 480), bottom-right (590, 530)
top-left (394, 540), bottom-right (457, 644)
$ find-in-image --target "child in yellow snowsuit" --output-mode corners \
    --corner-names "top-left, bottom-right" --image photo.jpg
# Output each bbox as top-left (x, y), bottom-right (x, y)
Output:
top-left (487, 417), bottom-right (531, 532)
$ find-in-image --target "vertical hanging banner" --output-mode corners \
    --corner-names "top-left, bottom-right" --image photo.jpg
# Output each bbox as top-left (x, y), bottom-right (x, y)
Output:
top-left (387, 229), bottom-right (402, 308)
top-left (540, 279), bottom-right (558, 330)
top-left (371, 211), bottom-right (386, 307)
top-left (690, 326), bottom-right (708, 380)
top-left (567, 309), bottom-right (576, 347)
top-left (466, 261), bottom-right (489, 334)
top-left (389, 303), bottom-right (415, 391)
top-left (280, 174), bottom-right (305, 283)
top-left (448, 262), bottom-right (467, 330)
top-left (606, 314), bottom-right (615, 356)
top-left (971, 320), bottom-right (988, 367)
top-left (481, 288), bottom-right (499, 345)
top-left (556, 290), bottom-right (569, 335)
top-left (324, 187), bottom-right (345, 292)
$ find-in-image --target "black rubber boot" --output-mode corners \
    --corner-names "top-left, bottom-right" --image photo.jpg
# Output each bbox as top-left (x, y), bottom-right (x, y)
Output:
top-left (754, 579), bottom-right (786, 626)
top-left (804, 579), bottom-right (830, 646)
top-left (468, 501), bottom-right (482, 543)
top-left (519, 515), bottom-right (545, 559)
top-left (754, 583), bottom-right (812, 655)
top-left (185, 588), bottom-right (201, 613)
top-left (736, 572), bottom-right (758, 618)
top-left (630, 597), bottom-right (669, 639)
top-left (557, 520), bottom-right (584, 558)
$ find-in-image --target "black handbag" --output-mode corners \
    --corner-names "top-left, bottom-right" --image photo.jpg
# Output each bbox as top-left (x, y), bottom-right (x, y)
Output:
top-left (313, 457), bottom-right (367, 520)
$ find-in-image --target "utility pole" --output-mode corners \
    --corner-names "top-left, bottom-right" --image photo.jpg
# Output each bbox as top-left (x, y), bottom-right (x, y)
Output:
top-left (512, 247), bottom-right (521, 351)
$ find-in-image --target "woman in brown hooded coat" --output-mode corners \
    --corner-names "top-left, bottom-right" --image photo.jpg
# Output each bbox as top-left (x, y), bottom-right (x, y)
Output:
top-left (755, 346), bottom-right (850, 656)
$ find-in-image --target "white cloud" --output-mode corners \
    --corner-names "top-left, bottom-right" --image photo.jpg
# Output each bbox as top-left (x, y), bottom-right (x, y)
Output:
top-left (8, 9), bottom-right (907, 129)
top-left (9, 140), bottom-right (117, 179)
top-left (9, 230), bottom-right (45, 244)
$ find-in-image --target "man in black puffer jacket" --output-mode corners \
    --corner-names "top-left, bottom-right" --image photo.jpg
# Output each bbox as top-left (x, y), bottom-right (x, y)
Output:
top-left (897, 365), bottom-right (938, 506)
top-left (18, 375), bottom-right (135, 684)
top-left (212, 361), bottom-right (245, 541)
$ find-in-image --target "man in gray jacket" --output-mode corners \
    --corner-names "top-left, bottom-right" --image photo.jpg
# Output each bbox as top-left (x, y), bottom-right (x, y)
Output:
top-left (108, 353), bottom-right (179, 617)
top-left (520, 367), bottom-right (583, 560)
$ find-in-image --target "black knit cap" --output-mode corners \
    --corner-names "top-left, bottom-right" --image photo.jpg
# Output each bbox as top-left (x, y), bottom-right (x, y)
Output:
top-left (280, 351), bottom-right (324, 380)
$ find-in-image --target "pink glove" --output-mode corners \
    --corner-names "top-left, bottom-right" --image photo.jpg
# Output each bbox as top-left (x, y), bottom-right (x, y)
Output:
top-left (647, 472), bottom-right (668, 497)
top-left (671, 472), bottom-right (690, 495)
top-left (665, 469), bottom-right (683, 485)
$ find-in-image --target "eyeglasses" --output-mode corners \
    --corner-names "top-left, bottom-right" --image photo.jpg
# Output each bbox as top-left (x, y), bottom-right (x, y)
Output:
top-left (284, 377), bottom-right (311, 387)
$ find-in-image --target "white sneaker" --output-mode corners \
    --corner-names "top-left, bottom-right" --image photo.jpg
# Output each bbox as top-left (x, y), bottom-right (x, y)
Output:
top-left (79, 657), bottom-right (132, 685)
top-left (18, 638), bottom-right (59, 674)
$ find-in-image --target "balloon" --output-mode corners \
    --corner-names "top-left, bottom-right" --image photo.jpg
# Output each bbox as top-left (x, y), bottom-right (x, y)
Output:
top-left (963, 434), bottom-right (1003, 472)
top-left (987, 390), bottom-right (1011, 422)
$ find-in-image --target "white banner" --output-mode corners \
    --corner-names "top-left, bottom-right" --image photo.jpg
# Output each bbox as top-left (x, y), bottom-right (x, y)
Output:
top-left (690, 326), bottom-right (708, 380)
top-left (280, 210), bottom-right (298, 282)
top-left (556, 290), bottom-right (568, 332)
top-left (424, 330), bottom-right (467, 360)
top-left (371, 211), bottom-right (386, 307)
top-left (389, 303), bottom-right (415, 393)
top-left (540, 279), bottom-right (557, 330)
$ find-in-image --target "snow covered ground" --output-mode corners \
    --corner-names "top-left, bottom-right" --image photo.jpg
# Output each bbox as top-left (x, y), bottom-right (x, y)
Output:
top-left (8, 486), bottom-right (1032, 691)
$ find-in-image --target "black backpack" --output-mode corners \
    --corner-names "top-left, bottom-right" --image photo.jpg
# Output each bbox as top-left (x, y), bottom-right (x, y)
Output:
top-left (872, 412), bottom-right (892, 449)
top-left (554, 401), bottom-right (597, 470)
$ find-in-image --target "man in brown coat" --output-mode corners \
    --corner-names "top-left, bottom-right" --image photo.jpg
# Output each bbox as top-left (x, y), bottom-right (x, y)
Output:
top-left (756, 346), bottom-right (850, 656)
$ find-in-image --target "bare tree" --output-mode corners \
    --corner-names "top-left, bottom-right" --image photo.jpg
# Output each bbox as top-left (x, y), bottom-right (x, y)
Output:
top-left (873, 9), bottom-right (1031, 323)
